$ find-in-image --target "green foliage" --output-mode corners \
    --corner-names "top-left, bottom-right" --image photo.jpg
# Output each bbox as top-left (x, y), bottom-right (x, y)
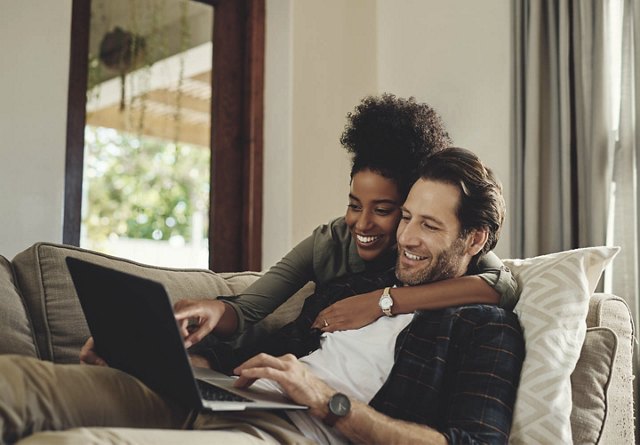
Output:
top-left (83, 126), bottom-right (209, 245)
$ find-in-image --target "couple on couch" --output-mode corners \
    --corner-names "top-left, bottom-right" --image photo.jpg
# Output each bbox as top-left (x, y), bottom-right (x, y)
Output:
top-left (0, 95), bottom-right (524, 444)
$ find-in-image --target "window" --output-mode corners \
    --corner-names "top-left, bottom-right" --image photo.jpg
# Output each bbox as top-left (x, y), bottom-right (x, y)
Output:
top-left (65, 0), bottom-right (265, 271)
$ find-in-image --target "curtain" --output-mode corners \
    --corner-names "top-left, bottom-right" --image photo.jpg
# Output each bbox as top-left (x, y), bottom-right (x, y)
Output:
top-left (513, 0), bottom-right (614, 259)
top-left (614, 0), bottom-right (640, 325)
top-left (611, 0), bottom-right (640, 365)
top-left (516, 0), bottom-right (639, 421)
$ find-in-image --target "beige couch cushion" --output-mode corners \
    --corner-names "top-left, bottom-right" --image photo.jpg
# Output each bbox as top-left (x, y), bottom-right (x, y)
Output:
top-left (12, 243), bottom-right (261, 364)
top-left (570, 327), bottom-right (617, 444)
top-left (0, 256), bottom-right (38, 357)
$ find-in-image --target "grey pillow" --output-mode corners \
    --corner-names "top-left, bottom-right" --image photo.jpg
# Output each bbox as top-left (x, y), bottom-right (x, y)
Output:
top-left (0, 255), bottom-right (38, 357)
top-left (570, 327), bottom-right (617, 444)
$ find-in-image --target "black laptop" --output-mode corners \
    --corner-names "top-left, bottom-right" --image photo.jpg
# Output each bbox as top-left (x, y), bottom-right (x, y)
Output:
top-left (66, 256), bottom-right (306, 412)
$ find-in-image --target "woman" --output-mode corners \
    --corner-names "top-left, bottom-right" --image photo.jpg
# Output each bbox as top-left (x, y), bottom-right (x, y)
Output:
top-left (173, 94), bottom-right (517, 352)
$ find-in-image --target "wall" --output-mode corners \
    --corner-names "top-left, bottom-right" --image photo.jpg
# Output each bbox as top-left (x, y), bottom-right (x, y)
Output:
top-left (0, 1), bottom-right (72, 259)
top-left (376, 0), bottom-right (513, 257)
top-left (290, 0), bottom-right (378, 245)
top-left (0, 0), bottom-right (513, 266)
top-left (263, 0), bottom-right (378, 266)
top-left (263, 0), bottom-right (513, 264)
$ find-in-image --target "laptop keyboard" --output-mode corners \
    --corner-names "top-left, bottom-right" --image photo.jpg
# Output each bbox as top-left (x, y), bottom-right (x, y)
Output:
top-left (196, 380), bottom-right (254, 403)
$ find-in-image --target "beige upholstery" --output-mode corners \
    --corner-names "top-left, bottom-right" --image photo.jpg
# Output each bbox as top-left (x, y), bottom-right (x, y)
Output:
top-left (0, 242), bottom-right (635, 444)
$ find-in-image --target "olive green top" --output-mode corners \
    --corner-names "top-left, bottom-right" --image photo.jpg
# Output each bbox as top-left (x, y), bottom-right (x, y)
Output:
top-left (224, 217), bottom-right (519, 332)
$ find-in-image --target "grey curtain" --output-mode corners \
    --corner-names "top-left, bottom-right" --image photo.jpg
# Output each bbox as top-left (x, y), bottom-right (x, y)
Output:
top-left (515, 0), bottom-right (639, 420)
top-left (611, 0), bottom-right (640, 352)
top-left (513, 0), bottom-right (614, 258)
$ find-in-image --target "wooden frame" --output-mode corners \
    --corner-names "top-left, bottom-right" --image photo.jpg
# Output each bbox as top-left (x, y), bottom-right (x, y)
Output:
top-left (64, 0), bottom-right (264, 272)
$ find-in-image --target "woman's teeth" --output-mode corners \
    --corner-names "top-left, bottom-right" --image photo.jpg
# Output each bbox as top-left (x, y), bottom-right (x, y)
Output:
top-left (404, 251), bottom-right (427, 261)
top-left (356, 234), bottom-right (382, 244)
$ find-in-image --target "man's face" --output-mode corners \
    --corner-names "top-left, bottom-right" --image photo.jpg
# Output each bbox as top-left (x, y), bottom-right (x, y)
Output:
top-left (395, 179), bottom-right (471, 285)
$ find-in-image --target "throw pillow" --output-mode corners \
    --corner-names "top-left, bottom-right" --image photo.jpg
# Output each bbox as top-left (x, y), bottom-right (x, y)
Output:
top-left (570, 327), bottom-right (617, 444)
top-left (504, 246), bottom-right (620, 444)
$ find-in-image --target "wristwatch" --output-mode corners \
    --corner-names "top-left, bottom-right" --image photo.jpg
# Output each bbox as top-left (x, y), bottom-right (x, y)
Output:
top-left (378, 286), bottom-right (394, 317)
top-left (323, 393), bottom-right (351, 426)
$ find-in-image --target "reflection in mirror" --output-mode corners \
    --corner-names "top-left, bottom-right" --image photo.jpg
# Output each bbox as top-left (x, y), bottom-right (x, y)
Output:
top-left (81, 0), bottom-right (213, 267)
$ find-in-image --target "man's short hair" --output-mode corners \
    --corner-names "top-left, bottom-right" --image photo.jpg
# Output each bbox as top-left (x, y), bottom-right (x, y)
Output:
top-left (419, 147), bottom-right (505, 257)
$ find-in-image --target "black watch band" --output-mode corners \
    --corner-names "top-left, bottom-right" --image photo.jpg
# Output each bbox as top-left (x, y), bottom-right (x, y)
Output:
top-left (323, 393), bottom-right (351, 426)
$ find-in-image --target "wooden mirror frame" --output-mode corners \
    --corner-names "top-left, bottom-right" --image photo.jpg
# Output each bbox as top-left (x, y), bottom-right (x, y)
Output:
top-left (64, 0), bottom-right (264, 272)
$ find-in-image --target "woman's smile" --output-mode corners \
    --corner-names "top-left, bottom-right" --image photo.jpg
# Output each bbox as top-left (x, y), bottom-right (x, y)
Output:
top-left (345, 169), bottom-right (402, 262)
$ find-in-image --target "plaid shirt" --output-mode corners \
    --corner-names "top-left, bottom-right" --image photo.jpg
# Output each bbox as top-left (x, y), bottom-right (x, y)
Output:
top-left (196, 267), bottom-right (524, 444)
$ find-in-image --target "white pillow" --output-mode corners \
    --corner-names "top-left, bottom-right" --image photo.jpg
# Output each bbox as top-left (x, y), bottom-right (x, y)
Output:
top-left (504, 246), bottom-right (620, 445)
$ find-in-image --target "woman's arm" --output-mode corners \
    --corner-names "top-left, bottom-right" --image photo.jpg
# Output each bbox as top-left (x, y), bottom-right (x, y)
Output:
top-left (175, 217), bottom-right (356, 344)
top-left (173, 234), bottom-right (317, 343)
top-left (312, 251), bottom-right (519, 332)
top-left (312, 275), bottom-right (498, 331)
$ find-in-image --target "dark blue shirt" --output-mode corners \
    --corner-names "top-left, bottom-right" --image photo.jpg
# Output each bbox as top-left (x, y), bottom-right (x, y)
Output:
top-left (194, 268), bottom-right (525, 444)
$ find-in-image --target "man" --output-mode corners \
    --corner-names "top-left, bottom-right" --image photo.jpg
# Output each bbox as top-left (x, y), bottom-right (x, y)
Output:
top-left (0, 148), bottom-right (523, 445)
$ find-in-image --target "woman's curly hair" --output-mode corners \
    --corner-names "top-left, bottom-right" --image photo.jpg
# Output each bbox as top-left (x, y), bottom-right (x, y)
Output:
top-left (341, 93), bottom-right (452, 199)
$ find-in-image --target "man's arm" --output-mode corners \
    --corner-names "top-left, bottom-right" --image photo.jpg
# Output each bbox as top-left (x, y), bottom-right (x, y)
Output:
top-left (233, 353), bottom-right (447, 445)
top-left (437, 306), bottom-right (524, 443)
top-left (335, 399), bottom-right (446, 445)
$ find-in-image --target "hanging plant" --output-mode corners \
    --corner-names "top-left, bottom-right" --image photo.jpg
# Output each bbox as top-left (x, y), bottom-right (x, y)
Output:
top-left (99, 26), bottom-right (147, 111)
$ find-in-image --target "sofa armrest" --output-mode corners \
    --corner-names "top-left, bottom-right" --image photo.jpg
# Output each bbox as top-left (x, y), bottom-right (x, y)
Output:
top-left (570, 293), bottom-right (635, 444)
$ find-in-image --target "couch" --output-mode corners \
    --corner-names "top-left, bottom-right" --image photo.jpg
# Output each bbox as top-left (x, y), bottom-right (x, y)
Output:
top-left (0, 242), bottom-right (635, 444)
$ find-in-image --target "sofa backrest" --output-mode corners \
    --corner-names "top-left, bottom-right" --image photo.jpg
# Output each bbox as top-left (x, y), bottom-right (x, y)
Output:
top-left (10, 243), bottom-right (263, 363)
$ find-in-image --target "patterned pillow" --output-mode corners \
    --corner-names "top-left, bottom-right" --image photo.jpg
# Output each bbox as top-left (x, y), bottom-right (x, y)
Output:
top-left (504, 246), bottom-right (620, 444)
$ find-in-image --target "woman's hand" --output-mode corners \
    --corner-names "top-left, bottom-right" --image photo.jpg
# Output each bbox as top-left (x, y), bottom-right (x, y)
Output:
top-left (79, 337), bottom-right (108, 366)
top-left (174, 299), bottom-right (228, 348)
top-left (311, 290), bottom-right (382, 332)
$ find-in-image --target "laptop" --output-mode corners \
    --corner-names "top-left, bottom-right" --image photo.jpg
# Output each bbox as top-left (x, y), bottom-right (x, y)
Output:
top-left (65, 256), bottom-right (307, 412)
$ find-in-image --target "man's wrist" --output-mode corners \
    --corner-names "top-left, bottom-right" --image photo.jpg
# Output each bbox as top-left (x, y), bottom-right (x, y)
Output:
top-left (323, 393), bottom-right (352, 426)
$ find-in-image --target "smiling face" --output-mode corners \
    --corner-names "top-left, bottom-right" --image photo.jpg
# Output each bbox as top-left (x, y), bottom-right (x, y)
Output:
top-left (345, 169), bottom-right (403, 262)
top-left (395, 178), bottom-right (473, 285)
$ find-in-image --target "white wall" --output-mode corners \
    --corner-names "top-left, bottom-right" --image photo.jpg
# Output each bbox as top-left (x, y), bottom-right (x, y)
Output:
top-left (290, 0), bottom-right (378, 243)
top-left (263, 0), bottom-right (513, 264)
top-left (0, 0), bottom-right (513, 265)
top-left (0, 1), bottom-right (72, 259)
top-left (376, 0), bottom-right (513, 257)
top-left (263, 0), bottom-right (378, 266)
top-left (263, 0), bottom-right (294, 268)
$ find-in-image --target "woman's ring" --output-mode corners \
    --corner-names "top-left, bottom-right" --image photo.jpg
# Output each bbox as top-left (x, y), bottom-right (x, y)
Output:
top-left (323, 319), bottom-right (329, 328)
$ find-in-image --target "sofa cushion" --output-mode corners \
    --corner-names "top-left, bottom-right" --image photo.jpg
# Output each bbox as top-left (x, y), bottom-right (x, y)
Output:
top-left (0, 256), bottom-right (38, 358)
top-left (12, 243), bottom-right (261, 364)
top-left (570, 327), bottom-right (617, 444)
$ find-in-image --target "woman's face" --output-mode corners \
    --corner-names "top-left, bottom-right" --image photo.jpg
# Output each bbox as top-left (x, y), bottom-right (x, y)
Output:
top-left (345, 169), bottom-right (403, 262)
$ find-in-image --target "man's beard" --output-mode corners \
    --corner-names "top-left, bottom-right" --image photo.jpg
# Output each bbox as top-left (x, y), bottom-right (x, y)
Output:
top-left (395, 236), bottom-right (468, 286)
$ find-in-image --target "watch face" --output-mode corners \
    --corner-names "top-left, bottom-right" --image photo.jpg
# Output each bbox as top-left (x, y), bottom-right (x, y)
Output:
top-left (380, 295), bottom-right (393, 310)
top-left (328, 393), bottom-right (351, 417)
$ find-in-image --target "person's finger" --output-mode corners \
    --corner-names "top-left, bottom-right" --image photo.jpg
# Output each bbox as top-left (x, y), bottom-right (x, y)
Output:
top-left (184, 321), bottom-right (214, 348)
top-left (234, 366), bottom-right (287, 388)
top-left (174, 305), bottom-right (204, 321)
top-left (233, 353), bottom-right (286, 375)
top-left (79, 337), bottom-right (96, 363)
top-left (79, 339), bottom-right (108, 366)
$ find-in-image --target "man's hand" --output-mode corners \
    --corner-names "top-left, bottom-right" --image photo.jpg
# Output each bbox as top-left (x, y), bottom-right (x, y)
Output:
top-left (233, 353), bottom-right (334, 418)
top-left (174, 299), bottom-right (228, 348)
top-left (311, 290), bottom-right (381, 332)
top-left (79, 337), bottom-right (108, 366)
